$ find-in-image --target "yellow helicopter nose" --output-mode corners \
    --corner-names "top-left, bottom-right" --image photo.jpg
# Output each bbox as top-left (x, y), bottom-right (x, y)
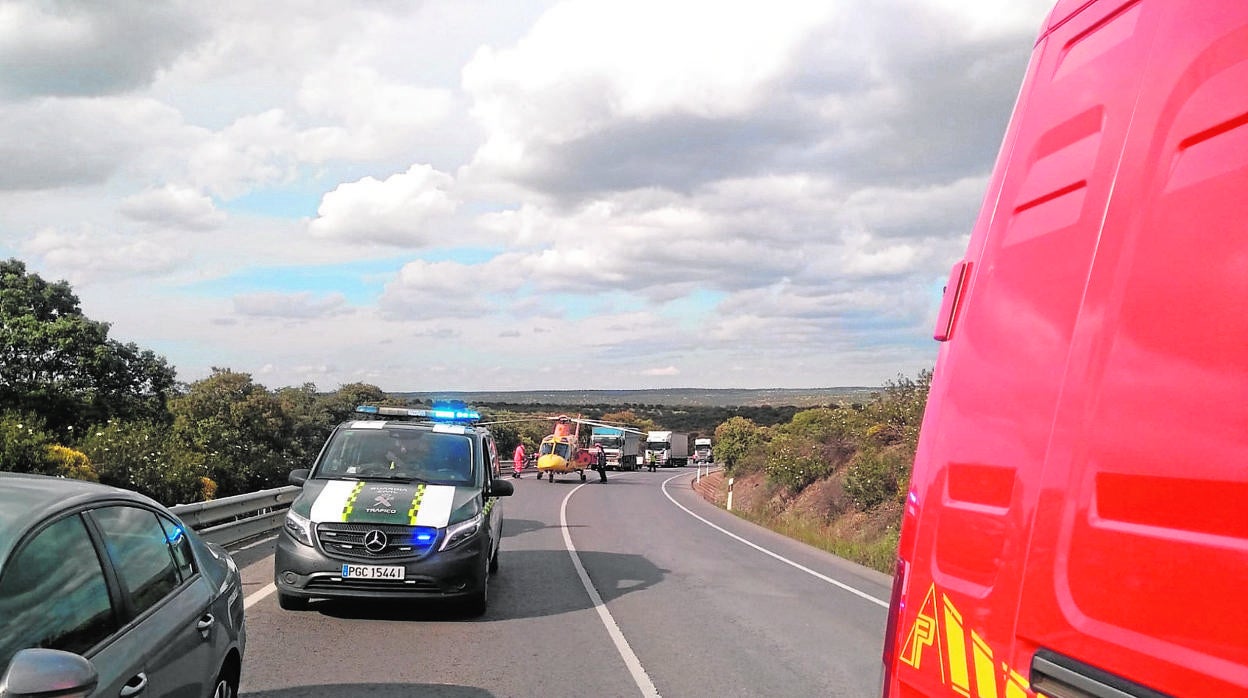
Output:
top-left (537, 454), bottom-right (566, 472)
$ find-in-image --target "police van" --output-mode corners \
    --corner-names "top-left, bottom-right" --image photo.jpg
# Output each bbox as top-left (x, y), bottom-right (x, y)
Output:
top-left (882, 1), bottom-right (1248, 696)
top-left (274, 403), bottom-right (513, 616)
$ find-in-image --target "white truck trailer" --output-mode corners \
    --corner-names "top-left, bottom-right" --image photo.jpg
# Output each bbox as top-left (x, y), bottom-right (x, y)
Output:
top-left (645, 431), bottom-right (690, 467)
top-left (590, 426), bottom-right (642, 470)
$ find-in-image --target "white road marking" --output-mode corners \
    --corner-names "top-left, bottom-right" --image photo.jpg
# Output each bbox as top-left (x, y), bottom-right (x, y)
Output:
top-left (661, 472), bottom-right (888, 608)
top-left (246, 583), bottom-right (276, 609)
top-left (561, 484), bottom-right (661, 698)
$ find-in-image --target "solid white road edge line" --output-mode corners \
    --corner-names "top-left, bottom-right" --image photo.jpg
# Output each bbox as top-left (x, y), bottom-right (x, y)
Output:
top-left (561, 483), bottom-right (662, 698)
top-left (661, 472), bottom-right (888, 609)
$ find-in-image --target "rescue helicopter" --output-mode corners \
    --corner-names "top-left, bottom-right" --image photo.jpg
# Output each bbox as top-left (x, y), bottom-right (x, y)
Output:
top-left (484, 414), bottom-right (645, 482)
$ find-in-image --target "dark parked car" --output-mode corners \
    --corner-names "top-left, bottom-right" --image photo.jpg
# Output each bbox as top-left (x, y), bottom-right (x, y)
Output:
top-left (0, 473), bottom-right (246, 698)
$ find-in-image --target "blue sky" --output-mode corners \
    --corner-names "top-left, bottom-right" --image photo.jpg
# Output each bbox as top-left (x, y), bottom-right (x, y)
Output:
top-left (0, 0), bottom-right (1055, 391)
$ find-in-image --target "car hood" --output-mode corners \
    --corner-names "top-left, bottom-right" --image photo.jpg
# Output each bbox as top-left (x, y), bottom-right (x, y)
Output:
top-left (292, 480), bottom-right (476, 528)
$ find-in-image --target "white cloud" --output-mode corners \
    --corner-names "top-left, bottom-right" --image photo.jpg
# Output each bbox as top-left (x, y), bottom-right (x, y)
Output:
top-left (641, 366), bottom-right (680, 377)
top-left (308, 164), bottom-right (459, 245)
top-left (120, 185), bottom-right (225, 231)
top-left (232, 291), bottom-right (351, 320)
top-left (21, 226), bottom-right (188, 282)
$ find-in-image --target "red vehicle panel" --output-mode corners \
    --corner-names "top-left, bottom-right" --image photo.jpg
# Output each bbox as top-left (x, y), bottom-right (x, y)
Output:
top-left (883, 2), bottom-right (1248, 696)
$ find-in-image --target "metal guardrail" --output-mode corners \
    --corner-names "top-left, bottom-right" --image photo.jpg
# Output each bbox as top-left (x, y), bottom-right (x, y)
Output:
top-left (171, 485), bottom-right (300, 547)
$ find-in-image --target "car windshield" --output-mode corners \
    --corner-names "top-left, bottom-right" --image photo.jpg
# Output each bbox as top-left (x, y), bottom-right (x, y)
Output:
top-left (313, 428), bottom-right (475, 484)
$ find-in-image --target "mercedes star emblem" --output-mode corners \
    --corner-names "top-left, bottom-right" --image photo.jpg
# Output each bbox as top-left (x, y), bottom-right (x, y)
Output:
top-left (363, 529), bottom-right (388, 553)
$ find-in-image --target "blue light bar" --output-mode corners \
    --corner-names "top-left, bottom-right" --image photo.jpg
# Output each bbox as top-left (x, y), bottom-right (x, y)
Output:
top-left (354, 404), bottom-right (480, 423)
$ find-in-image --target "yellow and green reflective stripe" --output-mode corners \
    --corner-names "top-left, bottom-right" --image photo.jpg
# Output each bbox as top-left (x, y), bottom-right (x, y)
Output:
top-left (341, 481), bottom-right (366, 521)
top-left (407, 484), bottom-right (427, 525)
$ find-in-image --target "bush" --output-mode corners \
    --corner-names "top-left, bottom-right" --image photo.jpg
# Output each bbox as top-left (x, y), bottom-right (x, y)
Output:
top-left (0, 411), bottom-right (56, 474)
top-left (844, 448), bottom-right (907, 511)
top-left (80, 420), bottom-right (205, 505)
top-left (764, 433), bottom-right (830, 491)
top-left (45, 445), bottom-right (98, 481)
top-left (714, 416), bottom-right (764, 474)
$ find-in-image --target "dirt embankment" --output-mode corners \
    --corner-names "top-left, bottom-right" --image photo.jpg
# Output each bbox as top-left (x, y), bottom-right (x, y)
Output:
top-left (689, 469), bottom-right (900, 574)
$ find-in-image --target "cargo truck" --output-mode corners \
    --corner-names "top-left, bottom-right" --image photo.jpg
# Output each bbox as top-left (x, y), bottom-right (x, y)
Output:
top-left (691, 438), bottom-right (712, 464)
top-left (645, 431), bottom-right (689, 467)
top-left (589, 426), bottom-right (642, 470)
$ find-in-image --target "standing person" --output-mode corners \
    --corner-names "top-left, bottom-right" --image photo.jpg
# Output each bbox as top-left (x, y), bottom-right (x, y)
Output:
top-left (646, 450), bottom-right (657, 472)
top-left (513, 443), bottom-right (525, 479)
top-left (594, 443), bottom-right (608, 483)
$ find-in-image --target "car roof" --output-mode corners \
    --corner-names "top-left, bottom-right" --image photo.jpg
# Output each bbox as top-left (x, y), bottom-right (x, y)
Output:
top-left (0, 472), bottom-right (157, 563)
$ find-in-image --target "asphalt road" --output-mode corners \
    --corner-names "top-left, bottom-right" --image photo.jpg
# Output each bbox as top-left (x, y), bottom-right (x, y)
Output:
top-left (230, 467), bottom-right (892, 697)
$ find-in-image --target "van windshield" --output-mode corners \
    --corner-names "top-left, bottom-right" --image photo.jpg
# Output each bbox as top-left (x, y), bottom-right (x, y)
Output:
top-left (314, 428), bottom-right (475, 484)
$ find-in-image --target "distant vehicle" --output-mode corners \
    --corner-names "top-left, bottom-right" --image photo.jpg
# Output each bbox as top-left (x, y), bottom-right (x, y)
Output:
top-left (645, 431), bottom-right (690, 467)
top-left (881, 2), bottom-right (1248, 696)
top-left (0, 473), bottom-right (246, 698)
top-left (590, 425), bottom-right (644, 470)
top-left (274, 403), bottom-right (514, 616)
top-left (691, 438), bottom-right (712, 464)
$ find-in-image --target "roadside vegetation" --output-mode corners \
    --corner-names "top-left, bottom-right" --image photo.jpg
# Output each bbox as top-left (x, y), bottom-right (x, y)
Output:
top-left (3, 257), bottom-right (930, 573)
top-left (707, 372), bottom-right (931, 574)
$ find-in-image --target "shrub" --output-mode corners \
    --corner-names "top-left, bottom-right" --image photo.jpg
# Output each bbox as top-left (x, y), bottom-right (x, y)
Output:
top-left (764, 433), bottom-right (830, 491)
top-left (45, 444), bottom-right (98, 481)
top-left (0, 411), bottom-right (56, 474)
top-left (844, 448), bottom-right (907, 511)
top-left (80, 419), bottom-right (205, 505)
top-left (714, 416), bottom-right (764, 474)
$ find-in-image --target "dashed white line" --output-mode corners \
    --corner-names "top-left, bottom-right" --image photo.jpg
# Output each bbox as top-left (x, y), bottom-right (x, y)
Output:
top-left (561, 484), bottom-right (661, 698)
top-left (661, 471), bottom-right (888, 608)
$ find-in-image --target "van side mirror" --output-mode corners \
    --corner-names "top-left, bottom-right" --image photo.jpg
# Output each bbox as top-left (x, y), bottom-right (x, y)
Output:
top-left (489, 479), bottom-right (515, 497)
top-left (288, 469), bottom-right (310, 486)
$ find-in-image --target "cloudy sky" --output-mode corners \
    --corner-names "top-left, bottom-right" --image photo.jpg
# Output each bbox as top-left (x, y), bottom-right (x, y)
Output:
top-left (0, 0), bottom-right (1055, 392)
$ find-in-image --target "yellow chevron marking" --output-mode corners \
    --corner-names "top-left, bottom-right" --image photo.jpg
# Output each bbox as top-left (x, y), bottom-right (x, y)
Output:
top-left (898, 583), bottom-right (1036, 698)
top-left (972, 631), bottom-right (998, 698)
top-left (942, 595), bottom-right (971, 696)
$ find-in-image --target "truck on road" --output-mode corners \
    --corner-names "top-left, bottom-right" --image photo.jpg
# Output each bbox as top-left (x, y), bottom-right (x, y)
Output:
top-left (691, 438), bottom-right (712, 464)
top-left (589, 426), bottom-right (642, 470)
top-left (645, 431), bottom-right (689, 467)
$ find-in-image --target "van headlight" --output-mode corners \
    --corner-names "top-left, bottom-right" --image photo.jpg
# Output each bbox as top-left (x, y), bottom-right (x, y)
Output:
top-left (439, 512), bottom-right (484, 551)
top-left (284, 509), bottom-right (314, 547)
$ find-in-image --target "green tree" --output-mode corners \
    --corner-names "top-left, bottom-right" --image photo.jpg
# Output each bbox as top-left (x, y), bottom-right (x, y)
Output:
top-left (168, 369), bottom-right (293, 497)
top-left (0, 259), bottom-right (176, 434)
top-left (318, 382), bottom-right (388, 424)
top-left (713, 416), bottom-right (763, 473)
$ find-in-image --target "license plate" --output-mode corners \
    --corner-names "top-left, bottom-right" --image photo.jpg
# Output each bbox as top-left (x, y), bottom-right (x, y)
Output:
top-left (341, 564), bottom-right (405, 580)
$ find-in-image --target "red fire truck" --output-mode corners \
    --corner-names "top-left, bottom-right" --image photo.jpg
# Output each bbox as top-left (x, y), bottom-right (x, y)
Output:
top-left (881, 1), bottom-right (1248, 696)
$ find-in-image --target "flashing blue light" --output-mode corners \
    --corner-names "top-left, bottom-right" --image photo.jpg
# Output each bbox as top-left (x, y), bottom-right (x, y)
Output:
top-left (410, 526), bottom-right (439, 550)
top-left (355, 405), bottom-right (380, 414)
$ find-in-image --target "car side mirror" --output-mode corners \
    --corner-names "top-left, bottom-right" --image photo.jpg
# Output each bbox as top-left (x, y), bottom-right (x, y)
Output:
top-left (489, 479), bottom-right (515, 497)
top-left (0, 648), bottom-right (98, 698)
top-left (288, 469), bottom-right (310, 486)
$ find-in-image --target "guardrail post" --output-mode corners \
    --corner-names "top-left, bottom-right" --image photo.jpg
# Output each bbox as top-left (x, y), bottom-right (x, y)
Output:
top-left (727, 477), bottom-right (734, 511)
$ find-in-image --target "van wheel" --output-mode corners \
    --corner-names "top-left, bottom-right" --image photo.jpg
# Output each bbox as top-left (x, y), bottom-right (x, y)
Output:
top-left (278, 592), bottom-right (308, 611)
top-left (464, 563), bottom-right (488, 617)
